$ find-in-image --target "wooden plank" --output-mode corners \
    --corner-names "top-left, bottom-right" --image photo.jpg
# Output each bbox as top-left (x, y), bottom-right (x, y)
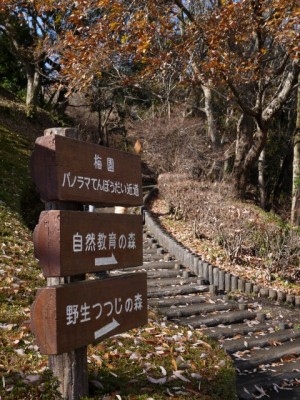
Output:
top-left (146, 270), bottom-right (182, 279)
top-left (34, 211), bottom-right (143, 276)
top-left (147, 284), bottom-right (209, 298)
top-left (202, 322), bottom-right (273, 340)
top-left (30, 134), bottom-right (143, 206)
top-left (148, 295), bottom-right (207, 307)
top-left (113, 270), bottom-right (182, 279)
top-left (31, 273), bottom-right (147, 355)
top-left (143, 254), bottom-right (166, 261)
top-left (237, 359), bottom-right (300, 399)
top-left (223, 328), bottom-right (300, 354)
top-left (124, 262), bottom-right (177, 273)
top-left (140, 261), bottom-right (177, 269)
top-left (176, 310), bottom-right (257, 328)
top-left (162, 302), bottom-right (239, 318)
top-left (147, 276), bottom-right (202, 287)
top-left (234, 337), bottom-right (300, 371)
top-left (142, 247), bottom-right (161, 254)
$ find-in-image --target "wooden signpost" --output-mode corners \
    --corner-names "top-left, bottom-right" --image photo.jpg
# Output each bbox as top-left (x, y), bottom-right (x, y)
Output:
top-left (30, 128), bottom-right (147, 399)
top-left (34, 211), bottom-right (143, 276)
top-left (30, 134), bottom-right (143, 206)
top-left (31, 273), bottom-right (147, 354)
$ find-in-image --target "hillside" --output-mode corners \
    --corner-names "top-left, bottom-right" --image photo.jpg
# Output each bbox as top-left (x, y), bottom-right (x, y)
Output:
top-left (0, 93), bottom-right (63, 397)
top-left (150, 172), bottom-right (300, 297)
top-left (0, 91), bottom-right (236, 399)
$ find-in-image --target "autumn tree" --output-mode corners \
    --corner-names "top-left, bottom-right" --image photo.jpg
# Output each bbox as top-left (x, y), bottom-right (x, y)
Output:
top-left (55, 1), bottom-right (299, 188)
top-left (200, 0), bottom-right (299, 203)
top-left (292, 73), bottom-right (300, 225)
top-left (0, 1), bottom-right (68, 117)
top-left (2, 0), bottom-right (297, 210)
top-left (53, 0), bottom-right (222, 167)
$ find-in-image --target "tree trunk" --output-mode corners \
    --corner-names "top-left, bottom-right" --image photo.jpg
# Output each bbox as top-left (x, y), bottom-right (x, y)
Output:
top-left (201, 83), bottom-right (219, 149)
top-left (25, 64), bottom-right (41, 118)
top-left (233, 114), bottom-right (269, 200)
top-left (291, 73), bottom-right (300, 225)
top-left (232, 113), bottom-right (256, 198)
top-left (271, 147), bottom-right (292, 209)
top-left (98, 105), bottom-right (112, 147)
top-left (202, 83), bottom-right (222, 180)
top-left (258, 147), bottom-right (266, 209)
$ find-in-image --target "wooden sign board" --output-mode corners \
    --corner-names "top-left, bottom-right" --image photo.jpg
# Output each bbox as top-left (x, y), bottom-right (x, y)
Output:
top-left (30, 134), bottom-right (143, 206)
top-left (34, 211), bottom-right (143, 277)
top-left (31, 273), bottom-right (148, 355)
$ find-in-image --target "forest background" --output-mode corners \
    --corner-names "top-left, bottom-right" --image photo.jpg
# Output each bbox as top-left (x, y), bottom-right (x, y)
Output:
top-left (0, 1), bottom-right (300, 294)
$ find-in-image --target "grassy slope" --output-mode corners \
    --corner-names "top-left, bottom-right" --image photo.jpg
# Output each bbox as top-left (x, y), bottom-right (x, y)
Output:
top-left (0, 92), bottom-right (236, 399)
top-left (0, 99), bottom-right (63, 398)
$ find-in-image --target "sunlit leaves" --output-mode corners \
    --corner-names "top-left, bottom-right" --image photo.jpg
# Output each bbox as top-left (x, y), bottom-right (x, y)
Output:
top-left (44, 0), bottom-right (298, 96)
top-left (204, 0), bottom-right (299, 84)
top-left (1, 0), bottom-right (298, 105)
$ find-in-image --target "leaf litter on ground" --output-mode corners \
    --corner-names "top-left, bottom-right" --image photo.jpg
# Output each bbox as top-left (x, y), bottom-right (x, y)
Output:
top-left (87, 313), bottom-right (236, 399)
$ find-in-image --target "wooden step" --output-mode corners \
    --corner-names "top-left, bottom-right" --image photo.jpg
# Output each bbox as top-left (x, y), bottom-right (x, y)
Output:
top-left (147, 284), bottom-right (209, 298)
top-left (234, 337), bottom-right (300, 371)
top-left (202, 322), bottom-right (273, 340)
top-left (142, 247), bottom-right (161, 254)
top-left (223, 328), bottom-right (300, 354)
top-left (174, 310), bottom-right (257, 328)
top-left (146, 270), bottom-right (182, 279)
top-left (163, 302), bottom-right (239, 318)
top-left (142, 261), bottom-right (178, 269)
top-left (112, 269), bottom-right (181, 279)
top-left (148, 295), bottom-right (207, 308)
top-left (237, 358), bottom-right (300, 399)
top-left (147, 276), bottom-right (200, 287)
top-left (143, 254), bottom-right (167, 261)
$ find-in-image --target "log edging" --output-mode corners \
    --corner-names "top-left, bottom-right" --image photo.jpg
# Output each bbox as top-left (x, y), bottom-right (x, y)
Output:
top-left (144, 211), bottom-right (296, 307)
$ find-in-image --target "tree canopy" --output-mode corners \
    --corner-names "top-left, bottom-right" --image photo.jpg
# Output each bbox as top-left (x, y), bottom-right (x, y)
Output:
top-left (0, 0), bottom-right (299, 221)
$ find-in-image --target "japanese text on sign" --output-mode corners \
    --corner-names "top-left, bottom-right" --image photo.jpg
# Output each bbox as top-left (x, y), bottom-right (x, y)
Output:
top-left (61, 153), bottom-right (140, 197)
top-left (62, 173), bottom-right (140, 197)
top-left (94, 154), bottom-right (115, 172)
top-left (66, 293), bottom-right (143, 326)
top-left (73, 232), bottom-right (136, 253)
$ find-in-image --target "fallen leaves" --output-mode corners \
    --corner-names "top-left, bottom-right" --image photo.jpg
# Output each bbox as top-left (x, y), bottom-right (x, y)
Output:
top-left (151, 199), bottom-right (300, 296)
top-left (172, 370), bottom-right (191, 383)
top-left (146, 374), bottom-right (167, 384)
top-left (85, 314), bottom-right (235, 399)
top-left (0, 205), bottom-right (53, 398)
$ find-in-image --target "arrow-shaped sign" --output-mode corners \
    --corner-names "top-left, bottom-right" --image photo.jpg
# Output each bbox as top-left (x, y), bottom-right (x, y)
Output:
top-left (94, 318), bottom-right (120, 340)
top-left (95, 253), bottom-right (118, 267)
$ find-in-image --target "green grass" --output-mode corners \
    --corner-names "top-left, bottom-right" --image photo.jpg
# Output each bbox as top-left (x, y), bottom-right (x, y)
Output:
top-left (0, 124), bottom-right (60, 398)
top-left (86, 320), bottom-right (236, 399)
top-left (0, 126), bottom-right (32, 212)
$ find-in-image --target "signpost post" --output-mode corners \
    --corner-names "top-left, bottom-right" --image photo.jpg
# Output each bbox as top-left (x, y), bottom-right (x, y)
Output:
top-left (30, 128), bottom-right (147, 399)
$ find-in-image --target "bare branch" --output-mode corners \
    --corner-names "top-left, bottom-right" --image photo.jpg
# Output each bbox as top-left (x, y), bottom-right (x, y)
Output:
top-left (173, 0), bottom-right (195, 23)
top-left (262, 61), bottom-right (299, 122)
top-left (225, 77), bottom-right (259, 118)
